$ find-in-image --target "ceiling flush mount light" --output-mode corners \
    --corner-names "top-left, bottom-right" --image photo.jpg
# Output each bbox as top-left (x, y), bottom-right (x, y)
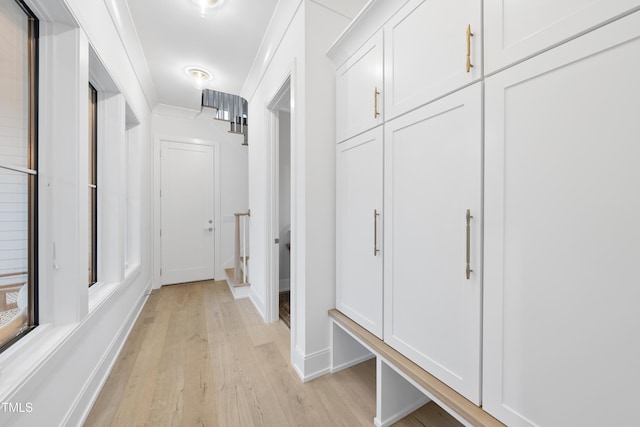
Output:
top-left (191, 0), bottom-right (224, 12)
top-left (185, 66), bottom-right (213, 89)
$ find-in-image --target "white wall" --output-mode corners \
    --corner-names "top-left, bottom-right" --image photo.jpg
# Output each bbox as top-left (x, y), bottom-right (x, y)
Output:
top-left (0, 0), bottom-right (153, 425)
top-left (241, 0), bottom-right (365, 380)
top-left (151, 109), bottom-right (249, 281)
top-left (243, 0), bottom-right (305, 322)
top-left (298, 0), bottom-right (357, 378)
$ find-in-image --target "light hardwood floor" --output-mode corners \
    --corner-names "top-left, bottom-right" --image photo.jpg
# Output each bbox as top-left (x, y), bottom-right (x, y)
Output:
top-left (85, 280), bottom-right (462, 427)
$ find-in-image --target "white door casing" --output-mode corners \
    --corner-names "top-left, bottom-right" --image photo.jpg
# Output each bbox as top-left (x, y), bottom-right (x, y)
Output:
top-left (160, 140), bottom-right (215, 285)
top-left (266, 74), bottom-right (292, 324)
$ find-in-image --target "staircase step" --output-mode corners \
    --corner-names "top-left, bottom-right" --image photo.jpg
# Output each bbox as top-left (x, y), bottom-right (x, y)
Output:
top-left (224, 267), bottom-right (250, 287)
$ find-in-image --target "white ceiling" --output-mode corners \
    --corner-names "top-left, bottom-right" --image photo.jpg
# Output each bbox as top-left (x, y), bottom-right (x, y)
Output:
top-left (126, 0), bottom-right (279, 112)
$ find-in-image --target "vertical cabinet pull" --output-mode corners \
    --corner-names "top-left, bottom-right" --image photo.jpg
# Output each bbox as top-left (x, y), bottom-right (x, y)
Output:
top-left (374, 87), bottom-right (380, 118)
top-left (466, 24), bottom-right (474, 73)
top-left (374, 209), bottom-right (380, 256)
top-left (466, 209), bottom-right (473, 279)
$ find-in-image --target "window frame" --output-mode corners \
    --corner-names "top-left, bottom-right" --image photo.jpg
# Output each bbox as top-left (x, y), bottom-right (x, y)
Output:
top-left (88, 83), bottom-right (98, 287)
top-left (0, 0), bottom-right (39, 353)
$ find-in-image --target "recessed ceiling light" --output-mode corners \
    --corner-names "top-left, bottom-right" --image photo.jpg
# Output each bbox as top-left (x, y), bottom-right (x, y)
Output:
top-left (184, 66), bottom-right (213, 89)
top-left (191, 0), bottom-right (225, 9)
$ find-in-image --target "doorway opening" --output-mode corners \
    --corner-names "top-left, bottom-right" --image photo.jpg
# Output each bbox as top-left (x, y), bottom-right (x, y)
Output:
top-left (267, 77), bottom-right (292, 327)
top-left (277, 106), bottom-right (291, 327)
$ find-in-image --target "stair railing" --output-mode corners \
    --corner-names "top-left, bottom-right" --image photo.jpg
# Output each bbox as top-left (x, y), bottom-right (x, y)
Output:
top-left (234, 211), bottom-right (250, 284)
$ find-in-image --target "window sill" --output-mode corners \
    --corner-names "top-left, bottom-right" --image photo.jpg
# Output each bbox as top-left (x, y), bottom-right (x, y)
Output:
top-left (0, 322), bottom-right (75, 400)
top-left (124, 263), bottom-right (141, 283)
top-left (0, 265), bottom-right (144, 400)
top-left (88, 264), bottom-right (141, 313)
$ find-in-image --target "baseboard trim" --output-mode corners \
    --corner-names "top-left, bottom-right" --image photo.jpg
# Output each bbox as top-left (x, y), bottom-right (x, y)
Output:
top-left (331, 353), bottom-right (375, 374)
top-left (292, 346), bottom-right (331, 382)
top-left (248, 289), bottom-right (266, 321)
top-left (63, 279), bottom-right (152, 426)
top-left (374, 397), bottom-right (429, 427)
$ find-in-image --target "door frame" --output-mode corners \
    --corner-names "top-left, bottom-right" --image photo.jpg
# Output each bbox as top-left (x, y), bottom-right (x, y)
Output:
top-left (265, 72), bottom-right (294, 324)
top-left (153, 136), bottom-right (222, 289)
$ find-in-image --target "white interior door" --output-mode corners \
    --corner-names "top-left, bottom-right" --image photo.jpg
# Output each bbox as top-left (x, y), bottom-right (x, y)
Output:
top-left (160, 140), bottom-right (215, 285)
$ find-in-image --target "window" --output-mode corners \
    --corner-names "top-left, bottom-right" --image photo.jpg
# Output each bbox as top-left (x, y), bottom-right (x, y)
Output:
top-left (124, 130), bottom-right (129, 270)
top-left (0, 0), bottom-right (38, 351)
top-left (88, 84), bottom-right (97, 286)
top-left (124, 120), bottom-right (141, 272)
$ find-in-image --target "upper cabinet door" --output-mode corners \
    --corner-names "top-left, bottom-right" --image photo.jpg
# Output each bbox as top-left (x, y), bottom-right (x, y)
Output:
top-left (384, 0), bottom-right (481, 120)
top-left (336, 127), bottom-right (384, 338)
top-left (484, 0), bottom-right (640, 74)
top-left (336, 31), bottom-right (384, 143)
top-left (483, 11), bottom-right (640, 426)
top-left (384, 83), bottom-right (482, 404)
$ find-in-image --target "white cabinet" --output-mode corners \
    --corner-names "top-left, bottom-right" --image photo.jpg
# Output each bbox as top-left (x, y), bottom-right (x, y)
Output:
top-left (331, 0), bottom-right (640, 424)
top-left (336, 126), bottom-right (384, 338)
top-left (336, 31), bottom-right (383, 143)
top-left (483, 11), bottom-right (640, 426)
top-left (384, 83), bottom-right (482, 404)
top-left (484, 0), bottom-right (640, 74)
top-left (384, 0), bottom-right (481, 120)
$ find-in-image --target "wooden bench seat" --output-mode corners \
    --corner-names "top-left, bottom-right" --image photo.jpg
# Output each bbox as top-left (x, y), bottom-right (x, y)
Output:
top-left (329, 309), bottom-right (505, 427)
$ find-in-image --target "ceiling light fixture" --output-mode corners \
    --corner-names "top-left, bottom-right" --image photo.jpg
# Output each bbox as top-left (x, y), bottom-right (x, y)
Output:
top-left (184, 66), bottom-right (213, 89)
top-left (191, 0), bottom-right (225, 11)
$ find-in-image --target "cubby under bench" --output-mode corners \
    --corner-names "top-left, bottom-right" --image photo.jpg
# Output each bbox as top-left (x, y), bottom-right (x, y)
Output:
top-left (329, 309), bottom-right (505, 427)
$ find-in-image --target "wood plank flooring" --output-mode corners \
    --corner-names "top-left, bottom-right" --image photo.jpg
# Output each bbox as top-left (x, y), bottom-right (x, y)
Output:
top-left (85, 280), bottom-right (462, 427)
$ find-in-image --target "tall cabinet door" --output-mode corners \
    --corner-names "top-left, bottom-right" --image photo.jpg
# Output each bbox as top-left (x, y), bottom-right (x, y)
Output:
top-left (484, 0), bottom-right (640, 74)
top-left (336, 31), bottom-right (384, 143)
top-left (384, 83), bottom-right (482, 403)
top-left (484, 11), bottom-right (640, 426)
top-left (384, 0), bottom-right (481, 120)
top-left (336, 126), bottom-right (384, 338)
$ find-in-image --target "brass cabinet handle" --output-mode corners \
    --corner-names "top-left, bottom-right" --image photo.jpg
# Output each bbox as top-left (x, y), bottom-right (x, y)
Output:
top-left (466, 209), bottom-right (473, 279)
top-left (374, 87), bottom-right (380, 118)
top-left (374, 209), bottom-right (380, 256)
top-left (466, 25), bottom-right (474, 73)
